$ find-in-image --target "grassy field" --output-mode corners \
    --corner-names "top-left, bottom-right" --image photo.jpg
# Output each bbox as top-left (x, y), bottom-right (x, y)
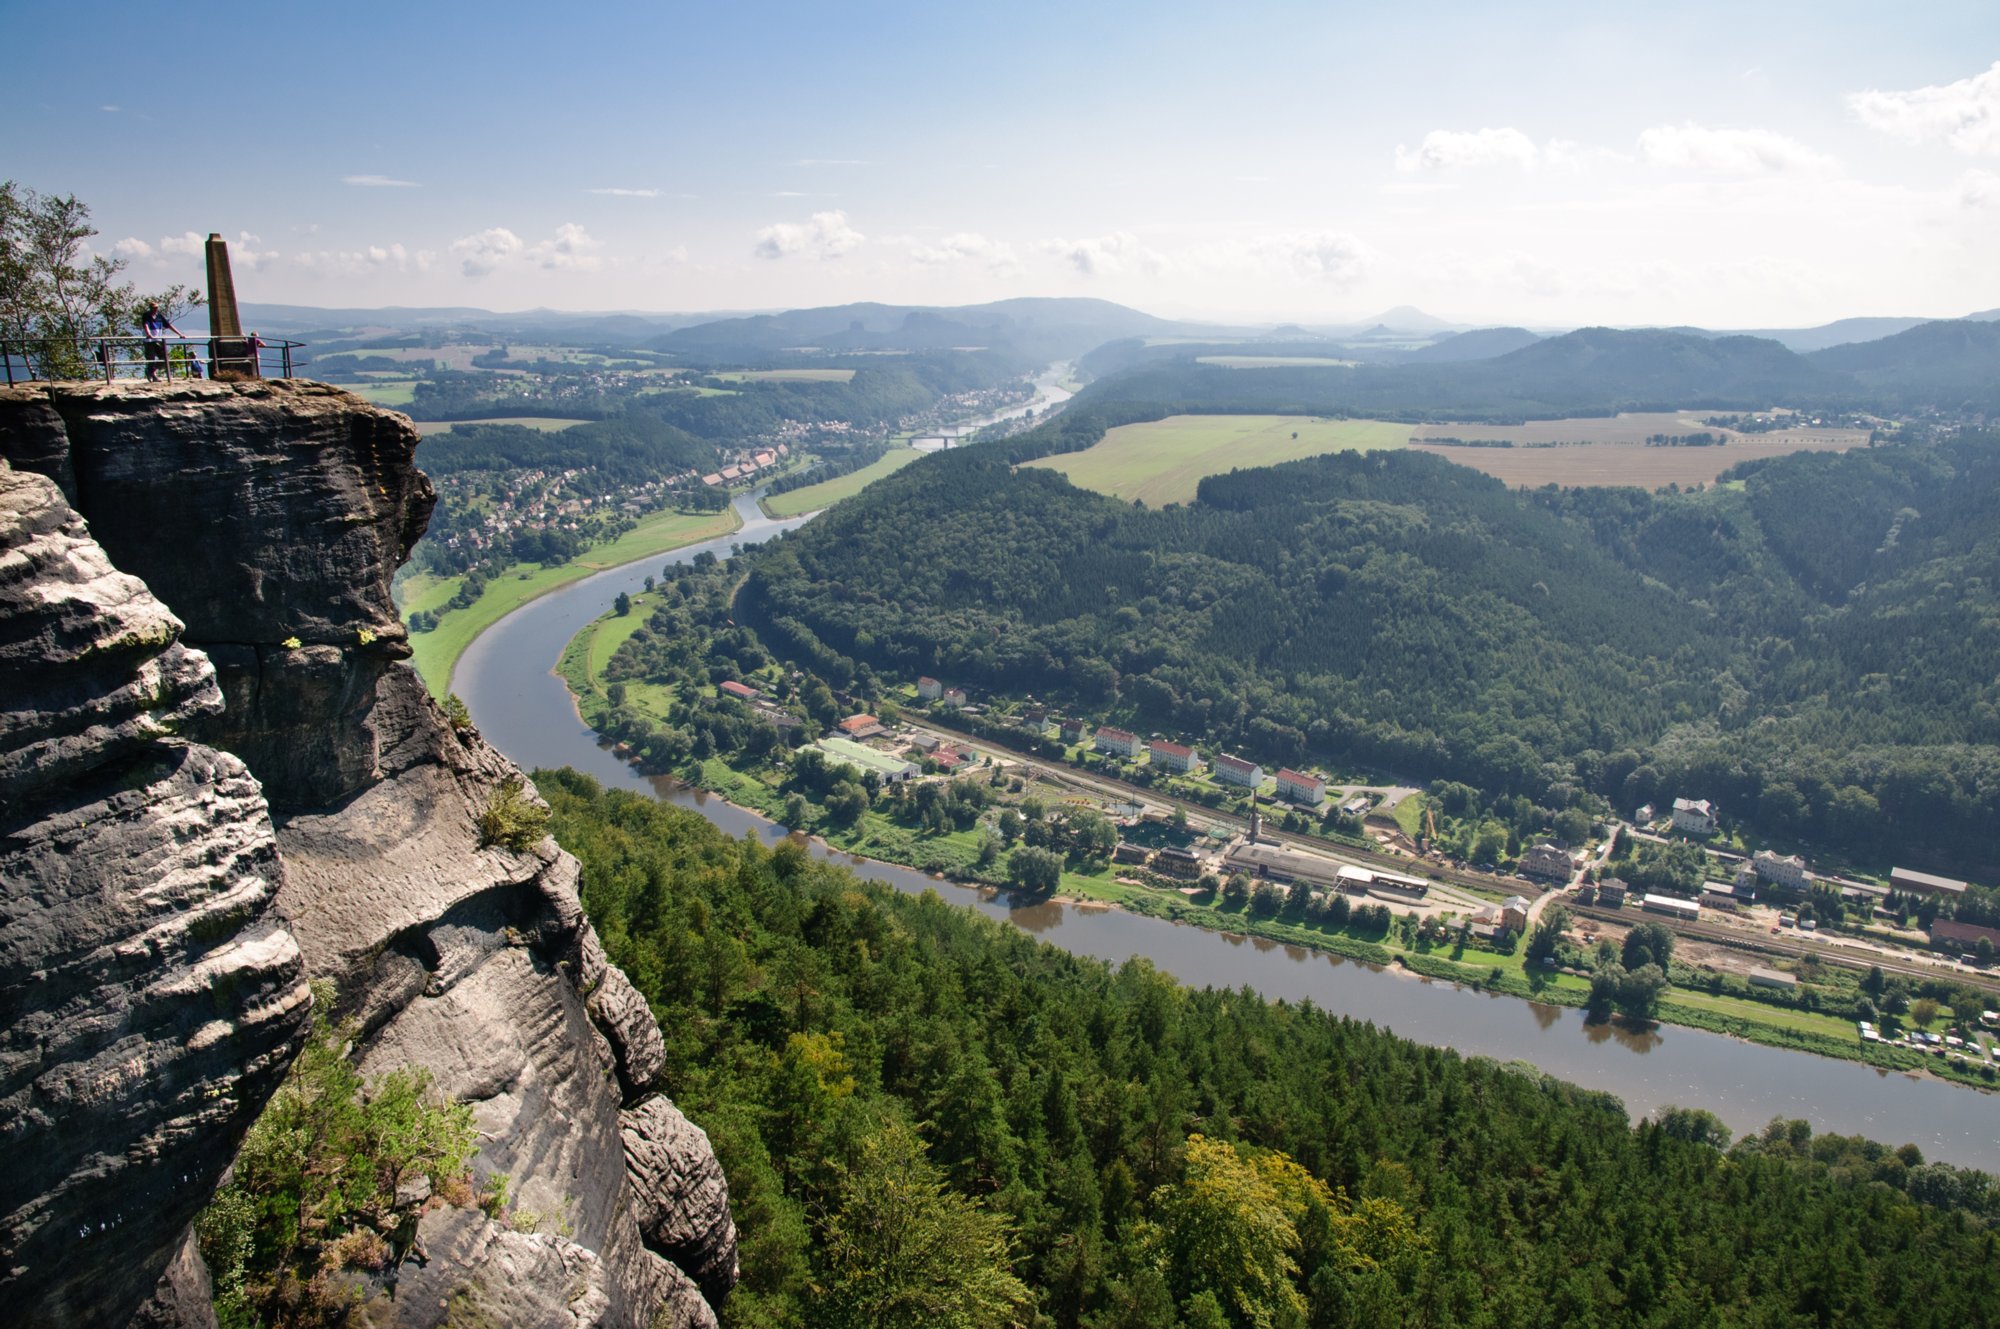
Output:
top-left (410, 417), bottom-right (589, 436)
top-left (405, 506), bottom-right (741, 696)
top-left (349, 381), bottom-right (419, 407)
top-left (1195, 355), bottom-right (1356, 369)
top-left (713, 368), bottom-right (857, 383)
top-left (1407, 411), bottom-right (1871, 489)
top-left (760, 447), bottom-right (922, 517)
top-left (1411, 434), bottom-right (1870, 489)
top-left (1024, 414), bottom-right (1410, 506)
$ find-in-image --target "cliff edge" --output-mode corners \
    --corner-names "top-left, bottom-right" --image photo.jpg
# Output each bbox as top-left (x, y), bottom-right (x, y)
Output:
top-left (0, 381), bottom-right (735, 1328)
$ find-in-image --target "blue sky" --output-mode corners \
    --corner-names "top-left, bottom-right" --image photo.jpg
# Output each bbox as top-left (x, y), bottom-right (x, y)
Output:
top-left (5, 0), bottom-right (1997, 325)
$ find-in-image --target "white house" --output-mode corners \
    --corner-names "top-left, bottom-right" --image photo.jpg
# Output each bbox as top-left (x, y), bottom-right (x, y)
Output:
top-left (1671, 798), bottom-right (1717, 836)
top-left (1149, 738), bottom-right (1199, 773)
top-left (1752, 850), bottom-right (1810, 893)
top-left (916, 676), bottom-right (943, 701)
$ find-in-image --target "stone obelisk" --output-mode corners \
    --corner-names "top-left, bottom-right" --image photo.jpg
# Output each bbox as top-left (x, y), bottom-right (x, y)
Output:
top-left (205, 234), bottom-right (257, 379)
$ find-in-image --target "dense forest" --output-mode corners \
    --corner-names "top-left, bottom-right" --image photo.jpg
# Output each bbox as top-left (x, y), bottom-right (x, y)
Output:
top-left (415, 414), bottom-right (716, 482)
top-left (546, 771), bottom-right (2000, 1328)
top-left (738, 420), bottom-right (2000, 875)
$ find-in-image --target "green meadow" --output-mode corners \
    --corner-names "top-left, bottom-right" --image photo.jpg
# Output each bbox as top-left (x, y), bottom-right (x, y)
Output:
top-left (1024, 413), bottom-right (1410, 505)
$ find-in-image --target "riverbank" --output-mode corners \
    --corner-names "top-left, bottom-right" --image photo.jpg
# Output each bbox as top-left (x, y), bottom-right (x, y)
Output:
top-left (758, 445), bottom-right (921, 518)
top-left (397, 503), bottom-right (744, 696)
top-left (554, 603), bottom-right (1996, 1094)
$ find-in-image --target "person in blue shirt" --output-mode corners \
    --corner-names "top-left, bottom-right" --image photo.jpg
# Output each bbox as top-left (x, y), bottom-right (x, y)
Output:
top-left (139, 303), bottom-right (181, 381)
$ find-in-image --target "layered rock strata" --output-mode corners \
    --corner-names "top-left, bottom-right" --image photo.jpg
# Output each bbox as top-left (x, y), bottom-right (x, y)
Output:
top-left (0, 459), bottom-right (309, 1325)
top-left (0, 382), bottom-right (735, 1327)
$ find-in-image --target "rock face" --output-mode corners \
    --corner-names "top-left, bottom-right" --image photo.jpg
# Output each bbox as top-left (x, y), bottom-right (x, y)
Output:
top-left (0, 382), bottom-right (735, 1327)
top-left (0, 459), bottom-right (309, 1326)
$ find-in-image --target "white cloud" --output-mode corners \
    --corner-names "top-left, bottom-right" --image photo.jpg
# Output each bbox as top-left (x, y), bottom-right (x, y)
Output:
top-left (908, 231), bottom-right (1021, 273)
top-left (449, 227), bottom-right (524, 277)
top-left (1636, 122), bottom-right (1835, 174)
top-left (771, 191), bottom-right (808, 198)
top-left (115, 230), bottom-right (276, 270)
top-left (588, 187), bottom-right (661, 197)
top-left (753, 210), bottom-right (864, 260)
top-left (1260, 231), bottom-right (1372, 286)
top-left (293, 243), bottom-right (433, 276)
top-left (99, 104), bottom-right (119, 113)
top-left (1849, 61), bottom-right (2000, 156)
top-left (1396, 127), bottom-right (1541, 172)
top-left (342, 174), bottom-right (420, 188)
top-left (1959, 169), bottom-right (2000, 209)
top-left (525, 222), bottom-right (603, 270)
top-left (1041, 231), bottom-right (1167, 278)
top-left (794, 158), bottom-right (867, 166)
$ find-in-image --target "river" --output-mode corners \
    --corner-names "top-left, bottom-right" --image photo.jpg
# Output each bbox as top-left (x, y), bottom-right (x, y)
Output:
top-left (452, 381), bottom-right (2000, 1172)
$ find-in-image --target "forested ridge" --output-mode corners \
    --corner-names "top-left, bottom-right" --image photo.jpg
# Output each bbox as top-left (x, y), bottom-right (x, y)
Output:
top-left (740, 420), bottom-right (2000, 874)
top-left (547, 772), bottom-right (2000, 1328)
top-left (1068, 322), bottom-right (2000, 420)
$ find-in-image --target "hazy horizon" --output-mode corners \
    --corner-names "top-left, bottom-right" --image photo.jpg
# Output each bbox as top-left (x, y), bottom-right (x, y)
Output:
top-left (6, 0), bottom-right (1998, 328)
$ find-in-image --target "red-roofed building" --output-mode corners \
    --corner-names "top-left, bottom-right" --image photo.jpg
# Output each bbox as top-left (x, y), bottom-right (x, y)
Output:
top-left (719, 680), bottom-right (760, 702)
top-left (1275, 769), bottom-right (1326, 806)
top-left (701, 473), bottom-right (724, 486)
top-left (917, 676), bottom-right (943, 701)
top-left (1149, 739), bottom-right (1199, 773)
top-left (1094, 726), bottom-right (1143, 759)
top-left (838, 714), bottom-right (887, 739)
top-left (1214, 753), bottom-right (1264, 789)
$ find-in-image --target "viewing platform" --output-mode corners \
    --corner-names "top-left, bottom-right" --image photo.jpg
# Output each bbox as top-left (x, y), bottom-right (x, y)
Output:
top-left (1, 334), bottom-right (304, 387)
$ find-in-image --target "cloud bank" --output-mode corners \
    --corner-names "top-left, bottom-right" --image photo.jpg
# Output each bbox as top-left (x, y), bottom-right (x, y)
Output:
top-left (1850, 60), bottom-right (2000, 156)
top-left (754, 211), bottom-right (864, 260)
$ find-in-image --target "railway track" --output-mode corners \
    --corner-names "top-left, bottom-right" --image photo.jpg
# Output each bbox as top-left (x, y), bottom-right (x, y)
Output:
top-left (1571, 903), bottom-right (2000, 997)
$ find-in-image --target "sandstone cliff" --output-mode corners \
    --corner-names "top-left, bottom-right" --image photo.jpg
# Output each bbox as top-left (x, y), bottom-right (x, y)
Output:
top-left (0, 381), bottom-right (736, 1328)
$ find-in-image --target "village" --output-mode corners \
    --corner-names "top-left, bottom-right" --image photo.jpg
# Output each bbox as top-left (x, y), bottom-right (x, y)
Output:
top-left (715, 667), bottom-right (2000, 1084)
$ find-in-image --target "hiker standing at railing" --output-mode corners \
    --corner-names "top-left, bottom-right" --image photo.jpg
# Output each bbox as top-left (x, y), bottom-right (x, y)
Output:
top-left (140, 303), bottom-right (181, 381)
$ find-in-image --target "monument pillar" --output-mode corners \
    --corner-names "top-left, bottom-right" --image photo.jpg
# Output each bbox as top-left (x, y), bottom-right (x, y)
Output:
top-left (205, 234), bottom-right (257, 380)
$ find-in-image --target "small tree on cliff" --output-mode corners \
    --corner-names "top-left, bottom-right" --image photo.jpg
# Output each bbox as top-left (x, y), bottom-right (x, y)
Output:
top-left (0, 181), bottom-right (201, 378)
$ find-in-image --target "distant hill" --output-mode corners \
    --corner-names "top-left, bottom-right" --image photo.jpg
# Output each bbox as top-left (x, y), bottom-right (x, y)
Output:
top-left (1076, 326), bottom-right (1841, 419)
top-left (650, 297), bottom-right (1198, 365)
top-left (1478, 327), bottom-right (1838, 403)
top-left (1806, 319), bottom-right (2000, 411)
top-left (1355, 304), bottom-right (1461, 332)
top-left (1699, 306), bottom-right (2000, 353)
top-left (1406, 327), bottom-right (1542, 363)
top-left (1723, 316), bottom-right (1934, 353)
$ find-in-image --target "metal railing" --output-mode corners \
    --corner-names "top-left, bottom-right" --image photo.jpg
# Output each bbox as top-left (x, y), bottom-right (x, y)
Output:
top-left (1, 334), bottom-right (304, 387)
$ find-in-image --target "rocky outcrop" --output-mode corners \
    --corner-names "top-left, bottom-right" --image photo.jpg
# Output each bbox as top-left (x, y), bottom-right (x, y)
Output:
top-left (0, 459), bottom-right (309, 1326)
top-left (3, 379), bottom-right (434, 809)
top-left (622, 1098), bottom-right (740, 1307)
top-left (0, 382), bottom-right (735, 1327)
